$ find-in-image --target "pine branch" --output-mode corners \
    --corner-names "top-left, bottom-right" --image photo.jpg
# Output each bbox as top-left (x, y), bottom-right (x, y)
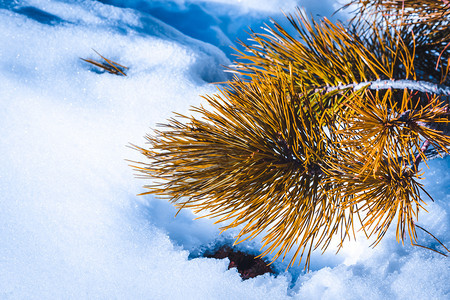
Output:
top-left (318, 79), bottom-right (450, 96)
top-left (131, 3), bottom-right (450, 270)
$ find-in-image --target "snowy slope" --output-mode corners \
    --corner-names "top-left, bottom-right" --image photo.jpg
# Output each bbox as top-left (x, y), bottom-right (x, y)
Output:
top-left (0, 0), bottom-right (449, 299)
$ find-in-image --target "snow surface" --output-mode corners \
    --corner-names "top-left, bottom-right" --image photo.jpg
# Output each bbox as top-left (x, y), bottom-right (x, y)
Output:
top-left (0, 0), bottom-right (449, 299)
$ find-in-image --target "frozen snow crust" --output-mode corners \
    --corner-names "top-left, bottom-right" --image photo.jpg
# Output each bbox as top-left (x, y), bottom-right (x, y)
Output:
top-left (0, 0), bottom-right (449, 299)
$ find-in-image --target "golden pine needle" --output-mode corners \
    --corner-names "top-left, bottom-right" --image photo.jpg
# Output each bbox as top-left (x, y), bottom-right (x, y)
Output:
top-left (81, 49), bottom-right (128, 76)
top-left (130, 7), bottom-right (450, 270)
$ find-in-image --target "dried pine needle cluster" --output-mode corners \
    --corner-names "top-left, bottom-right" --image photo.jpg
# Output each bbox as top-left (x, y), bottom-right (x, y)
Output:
top-left (81, 49), bottom-right (128, 76)
top-left (131, 3), bottom-right (450, 269)
top-left (345, 0), bottom-right (450, 82)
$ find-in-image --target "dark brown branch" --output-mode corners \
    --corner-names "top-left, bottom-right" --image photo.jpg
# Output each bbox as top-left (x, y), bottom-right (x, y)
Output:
top-left (413, 140), bottom-right (431, 171)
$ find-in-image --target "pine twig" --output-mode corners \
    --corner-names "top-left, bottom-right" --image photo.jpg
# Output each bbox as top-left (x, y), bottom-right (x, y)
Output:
top-left (317, 79), bottom-right (450, 96)
top-left (81, 49), bottom-right (128, 76)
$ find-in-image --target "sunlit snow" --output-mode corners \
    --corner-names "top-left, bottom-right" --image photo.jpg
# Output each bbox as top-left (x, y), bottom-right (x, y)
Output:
top-left (0, 0), bottom-right (449, 299)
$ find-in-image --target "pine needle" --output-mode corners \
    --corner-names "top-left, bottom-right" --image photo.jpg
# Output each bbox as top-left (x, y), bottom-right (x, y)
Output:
top-left (81, 49), bottom-right (128, 76)
top-left (130, 5), bottom-right (450, 270)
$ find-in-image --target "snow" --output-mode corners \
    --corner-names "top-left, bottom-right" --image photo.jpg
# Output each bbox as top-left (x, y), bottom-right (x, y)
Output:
top-left (0, 0), bottom-right (449, 299)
